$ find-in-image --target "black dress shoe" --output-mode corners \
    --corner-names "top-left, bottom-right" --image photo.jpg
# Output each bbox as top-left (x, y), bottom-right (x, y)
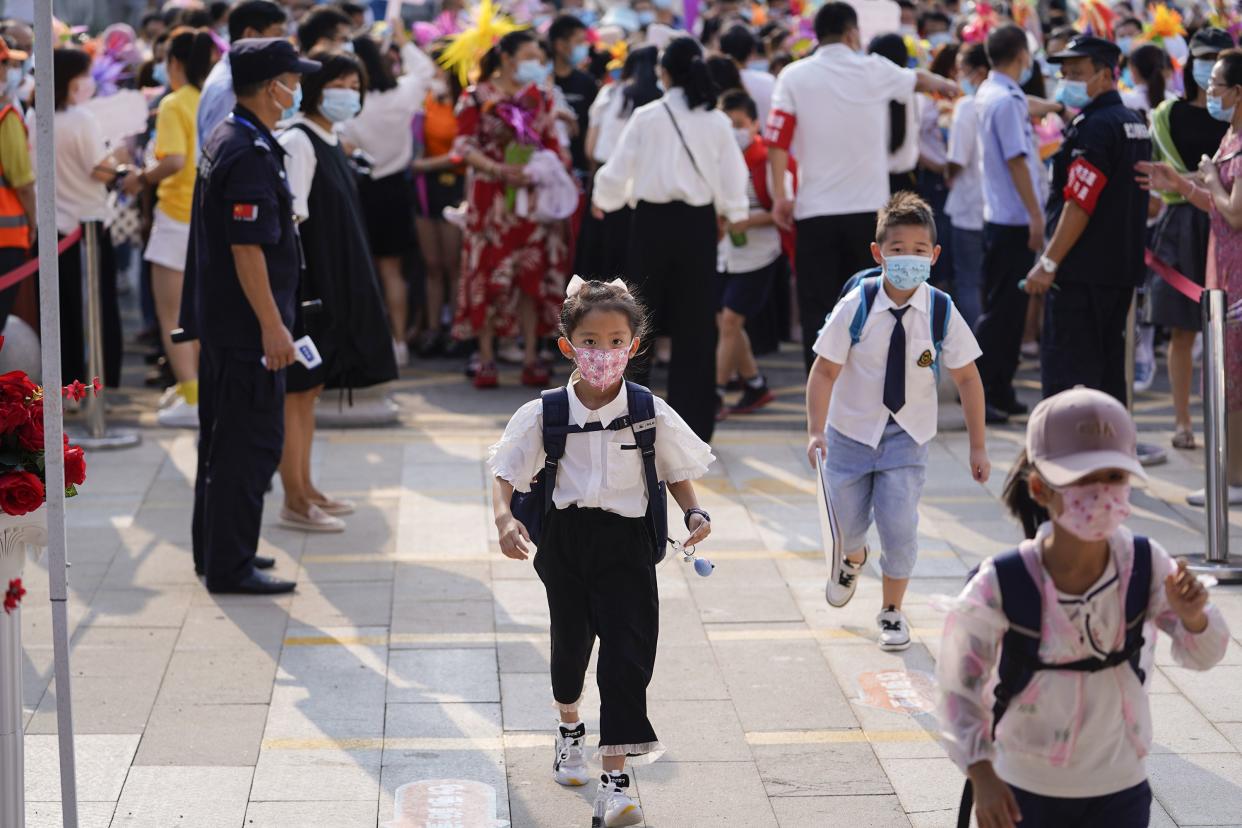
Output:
top-left (253, 555), bottom-right (275, 570)
top-left (208, 570), bottom-right (297, 595)
top-left (1004, 399), bottom-right (1029, 416)
top-left (985, 404), bottom-right (1011, 425)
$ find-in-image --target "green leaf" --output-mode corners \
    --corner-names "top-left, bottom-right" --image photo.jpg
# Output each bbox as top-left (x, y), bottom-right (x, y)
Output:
top-left (64, 484), bottom-right (76, 498)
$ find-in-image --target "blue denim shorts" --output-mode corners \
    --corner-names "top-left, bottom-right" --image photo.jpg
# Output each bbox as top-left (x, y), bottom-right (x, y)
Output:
top-left (823, 421), bottom-right (928, 579)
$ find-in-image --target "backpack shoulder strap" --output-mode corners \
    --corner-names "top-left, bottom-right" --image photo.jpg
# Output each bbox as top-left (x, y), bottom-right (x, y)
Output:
top-left (849, 275), bottom-right (883, 346)
top-left (625, 381), bottom-right (667, 557)
top-left (991, 548), bottom-right (1044, 733)
top-left (928, 286), bottom-right (952, 381)
top-left (540, 388), bottom-right (571, 514)
top-left (625, 381), bottom-right (658, 450)
top-left (1124, 536), bottom-right (1153, 683)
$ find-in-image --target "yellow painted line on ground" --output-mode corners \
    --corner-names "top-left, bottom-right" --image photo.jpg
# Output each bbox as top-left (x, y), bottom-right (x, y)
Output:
top-left (283, 631), bottom-right (548, 647)
top-left (745, 729), bottom-right (935, 746)
top-left (706, 627), bottom-right (941, 642)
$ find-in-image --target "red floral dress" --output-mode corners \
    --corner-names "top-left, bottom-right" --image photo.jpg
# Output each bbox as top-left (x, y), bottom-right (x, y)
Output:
top-left (451, 81), bottom-right (568, 341)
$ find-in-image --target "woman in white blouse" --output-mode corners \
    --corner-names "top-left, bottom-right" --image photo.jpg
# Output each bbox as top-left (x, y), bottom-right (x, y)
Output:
top-left (338, 27), bottom-right (435, 367)
top-left (586, 44), bottom-right (662, 278)
top-left (592, 36), bottom-right (748, 442)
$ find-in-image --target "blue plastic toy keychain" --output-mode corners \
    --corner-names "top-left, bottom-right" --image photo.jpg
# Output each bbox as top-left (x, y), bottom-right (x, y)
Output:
top-left (669, 540), bottom-right (714, 577)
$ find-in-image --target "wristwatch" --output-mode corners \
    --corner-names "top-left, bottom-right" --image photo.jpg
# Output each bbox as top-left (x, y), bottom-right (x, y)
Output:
top-left (684, 507), bottom-right (711, 529)
top-left (1039, 255), bottom-right (1059, 274)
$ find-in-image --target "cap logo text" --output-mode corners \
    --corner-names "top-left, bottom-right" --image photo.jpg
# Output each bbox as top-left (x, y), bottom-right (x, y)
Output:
top-left (1076, 420), bottom-right (1115, 438)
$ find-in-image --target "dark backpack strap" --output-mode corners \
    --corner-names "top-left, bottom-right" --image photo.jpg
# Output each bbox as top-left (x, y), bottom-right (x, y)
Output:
top-left (957, 779), bottom-right (974, 828)
top-left (540, 388), bottom-right (571, 515)
top-left (929, 286), bottom-right (952, 381)
top-left (1125, 536), bottom-right (1153, 684)
top-left (625, 381), bottom-right (667, 557)
top-left (992, 549), bottom-right (1043, 735)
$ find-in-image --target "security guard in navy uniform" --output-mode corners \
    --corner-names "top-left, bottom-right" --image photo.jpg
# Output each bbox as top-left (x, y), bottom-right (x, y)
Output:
top-left (1023, 35), bottom-right (1151, 404)
top-left (181, 39), bottom-right (320, 594)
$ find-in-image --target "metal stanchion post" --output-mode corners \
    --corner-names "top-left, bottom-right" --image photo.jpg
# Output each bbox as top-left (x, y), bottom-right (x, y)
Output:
top-left (72, 223), bottom-right (139, 450)
top-left (1187, 289), bottom-right (1242, 582)
top-left (0, 584), bottom-right (22, 828)
top-left (1128, 290), bottom-right (1167, 466)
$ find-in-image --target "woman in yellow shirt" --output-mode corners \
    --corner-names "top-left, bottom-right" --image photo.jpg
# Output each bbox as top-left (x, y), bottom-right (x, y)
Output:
top-left (123, 27), bottom-right (218, 428)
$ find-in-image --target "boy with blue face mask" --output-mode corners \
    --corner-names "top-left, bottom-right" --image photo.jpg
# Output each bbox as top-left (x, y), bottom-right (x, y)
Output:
top-left (806, 192), bottom-right (990, 650)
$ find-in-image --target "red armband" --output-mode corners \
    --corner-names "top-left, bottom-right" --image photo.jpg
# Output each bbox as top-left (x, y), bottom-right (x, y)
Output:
top-left (764, 109), bottom-right (796, 151)
top-left (1063, 157), bottom-right (1108, 215)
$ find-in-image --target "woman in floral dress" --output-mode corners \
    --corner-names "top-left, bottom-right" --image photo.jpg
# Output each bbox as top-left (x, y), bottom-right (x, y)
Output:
top-left (452, 29), bottom-right (568, 389)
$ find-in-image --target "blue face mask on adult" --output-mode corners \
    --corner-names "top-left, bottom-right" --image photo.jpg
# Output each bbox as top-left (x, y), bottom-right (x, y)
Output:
top-left (569, 43), bottom-right (589, 66)
top-left (637, 10), bottom-right (656, 26)
top-left (320, 87), bottom-right (361, 122)
top-left (1116, 36), bottom-right (1133, 56)
top-left (153, 61), bottom-right (169, 87)
top-left (4, 67), bottom-right (21, 100)
top-left (515, 59), bottom-right (550, 86)
top-left (1056, 78), bottom-right (1092, 110)
top-left (1194, 59), bottom-right (1216, 90)
top-left (883, 255), bottom-right (933, 291)
top-left (1018, 60), bottom-right (1033, 86)
top-left (275, 80), bottom-right (301, 120)
top-left (960, 77), bottom-right (977, 96)
top-left (1209, 93), bottom-right (1236, 122)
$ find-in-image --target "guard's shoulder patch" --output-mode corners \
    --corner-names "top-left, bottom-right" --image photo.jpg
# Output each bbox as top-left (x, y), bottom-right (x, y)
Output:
top-left (233, 203), bottom-right (258, 222)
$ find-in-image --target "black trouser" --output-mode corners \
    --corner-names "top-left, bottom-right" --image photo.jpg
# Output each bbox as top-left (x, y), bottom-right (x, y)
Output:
top-left (627, 201), bottom-right (718, 442)
top-left (534, 506), bottom-right (659, 755)
top-left (1009, 780), bottom-right (1151, 827)
top-left (601, 206), bottom-right (632, 281)
top-left (974, 223), bottom-right (1033, 408)
top-left (193, 345), bottom-right (285, 587)
top-left (794, 212), bottom-right (877, 371)
top-left (56, 222), bottom-right (122, 387)
top-left (1041, 281), bottom-right (1133, 404)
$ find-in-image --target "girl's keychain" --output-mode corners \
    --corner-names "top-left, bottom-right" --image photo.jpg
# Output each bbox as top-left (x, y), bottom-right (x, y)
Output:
top-left (669, 539), bottom-right (715, 577)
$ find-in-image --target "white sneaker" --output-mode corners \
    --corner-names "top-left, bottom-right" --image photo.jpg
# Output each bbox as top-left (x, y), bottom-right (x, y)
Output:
top-left (1186, 486), bottom-right (1242, 507)
top-left (157, 397), bottom-right (199, 429)
top-left (826, 548), bottom-right (866, 608)
top-left (593, 772), bottom-right (643, 827)
top-left (1019, 341), bottom-right (1040, 360)
top-left (877, 606), bottom-right (911, 651)
top-left (393, 340), bottom-right (410, 368)
top-left (552, 722), bottom-right (589, 787)
top-left (1133, 360), bottom-right (1155, 393)
top-left (279, 504), bottom-right (346, 533)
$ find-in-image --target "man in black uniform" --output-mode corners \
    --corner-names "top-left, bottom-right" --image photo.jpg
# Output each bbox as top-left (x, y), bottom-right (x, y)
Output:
top-left (182, 39), bottom-right (320, 594)
top-left (1024, 36), bottom-right (1151, 404)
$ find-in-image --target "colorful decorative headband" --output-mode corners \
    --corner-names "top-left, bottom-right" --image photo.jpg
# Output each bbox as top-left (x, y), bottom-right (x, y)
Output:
top-left (438, 0), bottom-right (525, 86)
top-left (566, 275), bottom-right (628, 298)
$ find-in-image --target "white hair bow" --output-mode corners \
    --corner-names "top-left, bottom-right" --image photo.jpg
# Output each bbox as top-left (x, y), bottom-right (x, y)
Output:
top-left (565, 274), bottom-right (629, 298)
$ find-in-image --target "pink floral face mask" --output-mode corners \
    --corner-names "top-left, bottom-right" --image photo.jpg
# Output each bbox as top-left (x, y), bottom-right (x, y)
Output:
top-left (572, 345), bottom-right (630, 391)
top-left (1051, 481), bottom-right (1131, 542)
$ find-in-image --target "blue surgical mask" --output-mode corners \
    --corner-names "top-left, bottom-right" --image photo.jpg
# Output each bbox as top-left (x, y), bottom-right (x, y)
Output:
top-left (320, 87), bottom-right (361, 122)
top-left (1194, 59), bottom-right (1216, 89)
top-left (883, 255), bottom-right (933, 290)
top-left (341, 40), bottom-right (355, 53)
top-left (1018, 60), bottom-right (1033, 87)
top-left (153, 61), bottom-right (168, 87)
top-left (653, 0), bottom-right (672, 9)
top-left (276, 80), bottom-right (302, 120)
top-left (928, 32), bottom-right (953, 49)
top-left (637, 10), bottom-right (656, 26)
top-left (1056, 78), bottom-right (1091, 109)
top-left (1209, 93), bottom-right (1235, 122)
top-left (570, 43), bottom-right (589, 65)
top-left (749, 58), bottom-right (769, 73)
top-left (1117, 36), bottom-right (1133, 56)
top-left (4, 67), bottom-right (22, 100)
top-left (515, 59), bottom-right (550, 86)
top-left (960, 77), bottom-right (977, 96)
top-left (571, 8), bottom-right (597, 26)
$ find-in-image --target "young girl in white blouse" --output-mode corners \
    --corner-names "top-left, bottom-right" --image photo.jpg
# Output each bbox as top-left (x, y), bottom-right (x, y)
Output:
top-left (489, 277), bottom-right (714, 827)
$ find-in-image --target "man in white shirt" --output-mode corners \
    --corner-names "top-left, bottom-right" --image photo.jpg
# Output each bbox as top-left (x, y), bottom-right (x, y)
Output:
top-left (767, 1), bottom-right (958, 370)
top-left (720, 24), bottom-right (774, 122)
top-left (197, 0), bottom-right (288, 149)
top-left (944, 42), bottom-right (990, 328)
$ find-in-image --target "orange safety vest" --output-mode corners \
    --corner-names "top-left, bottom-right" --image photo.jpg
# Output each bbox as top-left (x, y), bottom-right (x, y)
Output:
top-left (0, 104), bottom-right (30, 249)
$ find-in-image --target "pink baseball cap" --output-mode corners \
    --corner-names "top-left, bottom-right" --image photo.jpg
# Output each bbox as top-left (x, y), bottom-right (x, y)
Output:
top-left (1026, 387), bottom-right (1147, 487)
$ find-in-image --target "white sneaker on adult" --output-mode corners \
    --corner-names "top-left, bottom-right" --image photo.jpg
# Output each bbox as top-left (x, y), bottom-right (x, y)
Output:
top-left (552, 721), bottom-right (589, 787)
top-left (1133, 360), bottom-right (1155, 393)
top-left (877, 605), bottom-right (911, 651)
top-left (279, 504), bottom-right (345, 533)
top-left (826, 548), bottom-right (867, 608)
top-left (157, 397), bottom-right (199, 429)
top-left (393, 340), bottom-right (410, 368)
top-left (1186, 486), bottom-right (1242, 507)
top-left (593, 772), bottom-right (643, 827)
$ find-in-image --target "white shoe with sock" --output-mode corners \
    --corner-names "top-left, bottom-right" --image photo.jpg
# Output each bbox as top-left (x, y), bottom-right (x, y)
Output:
top-left (826, 548), bottom-right (866, 608)
top-left (877, 605), bottom-right (911, 651)
top-left (593, 771), bottom-right (643, 827)
top-left (553, 721), bottom-right (588, 787)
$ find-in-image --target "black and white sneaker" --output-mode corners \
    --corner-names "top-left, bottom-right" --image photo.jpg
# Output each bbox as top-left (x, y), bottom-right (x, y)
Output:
top-left (592, 772), bottom-right (644, 827)
top-left (826, 547), bottom-right (867, 608)
top-left (553, 722), bottom-right (588, 786)
top-left (877, 605), bottom-right (911, 651)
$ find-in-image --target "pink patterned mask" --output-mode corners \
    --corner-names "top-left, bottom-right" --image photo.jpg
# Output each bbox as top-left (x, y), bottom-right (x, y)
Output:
top-left (1051, 482), bottom-right (1131, 542)
top-left (573, 345), bottom-right (630, 391)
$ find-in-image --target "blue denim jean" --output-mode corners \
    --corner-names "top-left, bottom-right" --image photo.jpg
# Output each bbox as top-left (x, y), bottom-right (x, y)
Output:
top-left (823, 422), bottom-right (928, 579)
top-left (951, 224), bottom-right (984, 329)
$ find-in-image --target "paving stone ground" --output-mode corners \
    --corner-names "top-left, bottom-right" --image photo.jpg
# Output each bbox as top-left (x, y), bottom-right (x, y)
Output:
top-left (16, 347), bottom-right (1242, 827)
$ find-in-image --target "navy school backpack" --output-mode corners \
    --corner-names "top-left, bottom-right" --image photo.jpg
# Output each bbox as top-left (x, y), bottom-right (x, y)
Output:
top-left (509, 381), bottom-right (669, 563)
top-left (836, 267), bottom-right (953, 381)
top-left (956, 537), bottom-right (1153, 828)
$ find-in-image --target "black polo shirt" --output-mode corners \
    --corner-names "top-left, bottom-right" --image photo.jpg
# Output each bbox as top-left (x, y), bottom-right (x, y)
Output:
top-left (1045, 89), bottom-right (1152, 288)
top-left (555, 67), bottom-right (598, 176)
top-left (181, 104), bottom-right (299, 352)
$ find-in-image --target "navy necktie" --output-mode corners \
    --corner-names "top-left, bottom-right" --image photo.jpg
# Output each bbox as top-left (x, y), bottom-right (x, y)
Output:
top-left (884, 307), bottom-right (910, 415)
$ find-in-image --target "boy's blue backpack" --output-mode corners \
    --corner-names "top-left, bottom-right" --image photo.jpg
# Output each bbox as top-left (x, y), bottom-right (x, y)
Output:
top-left (509, 381), bottom-right (669, 563)
top-left (955, 538), bottom-right (1152, 828)
top-left (837, 267), bottom-right (953, 381)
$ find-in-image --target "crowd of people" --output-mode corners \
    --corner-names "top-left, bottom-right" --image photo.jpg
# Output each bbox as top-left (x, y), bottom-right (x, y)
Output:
top-left (16, 0), bottom-right (1242, 825)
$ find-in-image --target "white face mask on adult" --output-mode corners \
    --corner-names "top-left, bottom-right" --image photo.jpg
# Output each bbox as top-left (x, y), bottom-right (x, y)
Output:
top-left (71, 74), bottom-right (96, 106)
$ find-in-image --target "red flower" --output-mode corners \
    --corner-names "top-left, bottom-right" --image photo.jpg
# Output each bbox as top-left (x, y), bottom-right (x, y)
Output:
top-left (3, 577), bottom-right (24, 614)
top-left (91, 377), bottom-right (102, 395)
top-left (0, 470), bottom-right (43, 516)
top-left (62, 380), bottom-right (86, 402)
top-left (0, 400), bottom-right (27, 434)
top-left (63, 444), bottom-right (86, 487)
top-left (17, 403), bottom-right (43, 451)
top-left (0, 370), bottom-right (36, 403)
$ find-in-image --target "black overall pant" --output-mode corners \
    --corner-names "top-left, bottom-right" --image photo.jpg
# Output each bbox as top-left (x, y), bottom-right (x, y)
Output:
top-left (974, 222), bottom-right (1034, 409)
top-left (793, 212), bottom-right (877, 371)
top-left (534, 506), bottom-right (660, 757)
top-left (193, 345), bottom-right (285, 588)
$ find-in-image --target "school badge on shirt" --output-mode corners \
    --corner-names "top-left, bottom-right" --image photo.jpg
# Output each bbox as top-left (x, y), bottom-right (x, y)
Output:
top-left (233, 203), bottom-right (258, 222)
top-left (917, 349), bottom-right (934, 368)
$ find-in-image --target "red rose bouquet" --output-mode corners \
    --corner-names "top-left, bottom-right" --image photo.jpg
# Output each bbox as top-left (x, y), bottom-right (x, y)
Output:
top-left (0, 336), bottom-right (92, 516)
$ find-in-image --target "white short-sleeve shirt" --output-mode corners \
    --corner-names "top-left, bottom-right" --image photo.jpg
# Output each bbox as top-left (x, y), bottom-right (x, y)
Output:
top-left (766, 44), bottom-right (916, 219)
top-left (945, 94), bottom-right (984, 231)
top-left (488, 378), bottom-right (715, 519)
top-left (812, 280), bottom-right (982, 447)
